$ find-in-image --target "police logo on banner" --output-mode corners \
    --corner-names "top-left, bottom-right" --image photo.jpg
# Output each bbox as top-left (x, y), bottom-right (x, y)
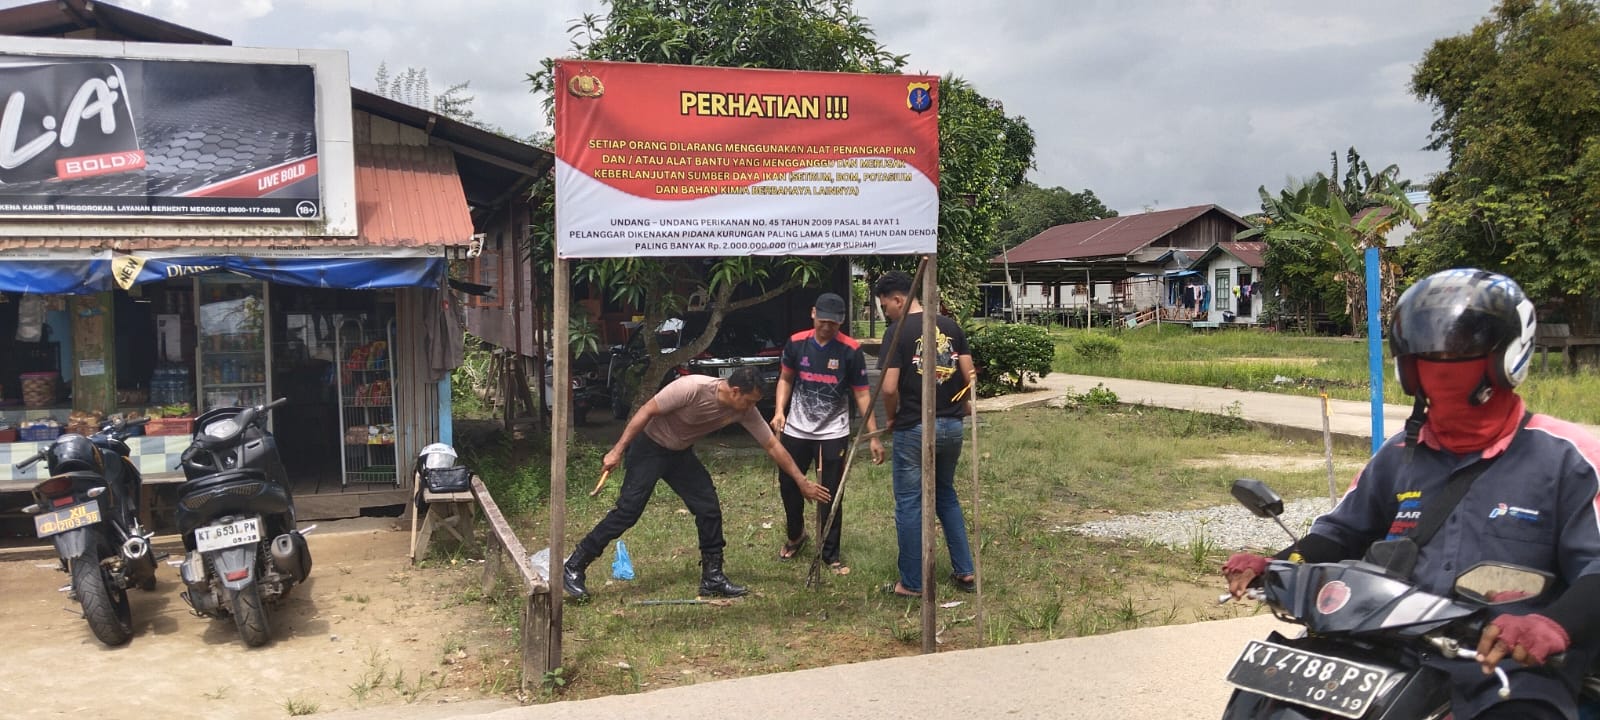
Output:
top-left (906, 82), bottom-right (932, 113)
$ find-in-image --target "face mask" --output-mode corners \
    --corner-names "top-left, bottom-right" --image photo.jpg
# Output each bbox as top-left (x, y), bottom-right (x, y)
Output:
top-left (1415, 358), bottom-right (1521, 453)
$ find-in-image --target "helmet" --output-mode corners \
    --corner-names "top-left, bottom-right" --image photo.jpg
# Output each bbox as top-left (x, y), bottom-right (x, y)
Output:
top-left (1390, 268), bottom-right (1536, 396)
top-left (418, 442), bottom-right (458, 470)
top-left (49, 434), bottom-right (103, 474)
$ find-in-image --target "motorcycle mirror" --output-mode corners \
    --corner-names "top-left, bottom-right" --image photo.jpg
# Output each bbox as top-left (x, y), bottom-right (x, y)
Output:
top-left (1454, 562), bottom-right (1555, 605)
top-left (1231, 478), bottom-right (1285, 519)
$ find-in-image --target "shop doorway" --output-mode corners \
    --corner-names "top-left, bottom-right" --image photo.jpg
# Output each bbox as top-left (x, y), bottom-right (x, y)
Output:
top-left (271, 287), bottom-right (397, 493)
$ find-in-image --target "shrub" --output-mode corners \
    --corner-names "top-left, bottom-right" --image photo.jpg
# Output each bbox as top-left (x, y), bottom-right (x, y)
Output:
top-left (1073, 333), bottom-right (1124, 361)
top-left (968, 323), bottom-right (1055, 395)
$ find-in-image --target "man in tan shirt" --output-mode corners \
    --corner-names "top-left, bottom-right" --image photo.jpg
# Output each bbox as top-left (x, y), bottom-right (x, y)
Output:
top-left (562, 367), bottom-right (831, 601)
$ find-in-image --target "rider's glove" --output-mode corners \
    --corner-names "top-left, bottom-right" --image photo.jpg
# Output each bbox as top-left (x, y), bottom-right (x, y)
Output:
top-left (1222, 552), bottom-right (1269, 577)
top-left (1488, 613), bottom-right (1570, 665)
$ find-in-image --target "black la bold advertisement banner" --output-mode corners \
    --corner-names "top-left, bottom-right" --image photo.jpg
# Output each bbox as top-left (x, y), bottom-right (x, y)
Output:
top-left (0, 56), bottom-right (321, 220)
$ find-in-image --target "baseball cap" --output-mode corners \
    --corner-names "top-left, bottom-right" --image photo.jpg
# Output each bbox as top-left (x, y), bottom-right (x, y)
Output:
top-left (814, 293), bottom-right (847, 323)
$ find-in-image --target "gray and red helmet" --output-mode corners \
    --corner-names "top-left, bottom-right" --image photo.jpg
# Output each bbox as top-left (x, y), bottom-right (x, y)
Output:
top-left (1390, 268), bottom-right (1537, 397)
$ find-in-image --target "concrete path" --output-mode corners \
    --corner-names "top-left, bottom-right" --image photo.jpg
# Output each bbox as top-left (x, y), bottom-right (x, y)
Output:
top-left (326, 614), bottom-right (1291, 720)
top-left (977, 372), bottom-right (1600, 444)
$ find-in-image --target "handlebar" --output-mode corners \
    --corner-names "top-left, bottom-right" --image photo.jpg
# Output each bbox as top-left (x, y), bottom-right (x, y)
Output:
top-left (13, 450), bottom-right (46, 471)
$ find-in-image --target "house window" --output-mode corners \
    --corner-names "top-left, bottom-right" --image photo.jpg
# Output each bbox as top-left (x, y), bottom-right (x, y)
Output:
top-left (1214, 268), bottom-right (1231, 312)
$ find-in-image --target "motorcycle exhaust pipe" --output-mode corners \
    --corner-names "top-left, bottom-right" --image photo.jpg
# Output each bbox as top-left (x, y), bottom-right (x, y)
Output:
top-left (121, 535), bottom-right (149, 561)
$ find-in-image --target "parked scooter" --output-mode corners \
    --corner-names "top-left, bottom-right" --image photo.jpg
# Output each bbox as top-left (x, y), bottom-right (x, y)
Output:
top-left (1220, 479), bottom-right (1599, 719)
top-left (173, 398), bottom-right (311, 647)
top-left (14, 415), bottom-right (158, 646)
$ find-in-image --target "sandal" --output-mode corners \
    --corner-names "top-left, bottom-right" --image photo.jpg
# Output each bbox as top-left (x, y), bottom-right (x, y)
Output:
top-left (880, 582), bottom-right (920, 598)
top-left (950, 573), bottom-right (977, 593)
top-left (828, 561), bottom-right (850, 576)
top-left (778, 534), bottom-right (809, 560)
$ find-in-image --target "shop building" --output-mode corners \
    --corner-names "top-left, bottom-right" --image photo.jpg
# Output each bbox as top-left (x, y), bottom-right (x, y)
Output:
top-left (0, 1), bottom-right (549, 524)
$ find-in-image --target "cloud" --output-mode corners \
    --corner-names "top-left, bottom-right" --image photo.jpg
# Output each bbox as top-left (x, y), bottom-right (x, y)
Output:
top-left (36, 0), bottom-right (1502, 215)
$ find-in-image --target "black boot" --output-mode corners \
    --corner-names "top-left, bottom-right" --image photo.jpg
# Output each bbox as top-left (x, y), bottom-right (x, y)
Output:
top-left (563, 546), bottom-right (599, 602)
top-left (699, 551), bottom-right (747, 598)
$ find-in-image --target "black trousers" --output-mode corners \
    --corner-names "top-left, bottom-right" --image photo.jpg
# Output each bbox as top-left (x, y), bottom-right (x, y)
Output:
top-left (577, 435), bottom-right (724, 558)
top-left (777, 433), bottom-right (847, 564)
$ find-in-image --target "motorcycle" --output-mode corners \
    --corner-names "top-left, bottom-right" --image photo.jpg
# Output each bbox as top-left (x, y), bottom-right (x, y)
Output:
top-left (1220, 478), bottom-right (1600, 719)
top-left (173, 398), bottom-right (312, 647)
top-left (14, 415), bottom-right (158, 646)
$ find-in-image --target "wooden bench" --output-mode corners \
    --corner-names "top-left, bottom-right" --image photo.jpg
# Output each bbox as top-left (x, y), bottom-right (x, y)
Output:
top-left (409, 483), bottom-right (478, 563)
top-left (1533, 323), bottom-right (1600, 372)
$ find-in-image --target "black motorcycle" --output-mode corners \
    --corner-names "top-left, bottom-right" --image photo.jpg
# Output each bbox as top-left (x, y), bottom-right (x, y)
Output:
top-left (15, 415), bottom-right (158, 646)
top-left (1220, 479), bottom-right (1599, 719)
top-left (173, 398), bottom-right (311, 647)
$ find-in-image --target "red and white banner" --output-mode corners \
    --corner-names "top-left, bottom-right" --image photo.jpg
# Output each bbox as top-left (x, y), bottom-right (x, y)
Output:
top-left (554, 60), bottom-right (939, 258)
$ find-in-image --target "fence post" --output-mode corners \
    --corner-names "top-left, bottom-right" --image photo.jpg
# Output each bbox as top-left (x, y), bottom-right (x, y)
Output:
top-left (521, 589), bottom-right (552, 692)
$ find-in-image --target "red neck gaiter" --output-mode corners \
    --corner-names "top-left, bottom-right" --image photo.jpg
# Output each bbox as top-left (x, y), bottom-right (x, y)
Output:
top-left (1416, 358), bottom-right (1523, 454)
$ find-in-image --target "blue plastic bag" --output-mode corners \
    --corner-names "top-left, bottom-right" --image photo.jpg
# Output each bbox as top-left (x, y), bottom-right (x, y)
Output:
top-left (611, 540), bottom-right (635, 580)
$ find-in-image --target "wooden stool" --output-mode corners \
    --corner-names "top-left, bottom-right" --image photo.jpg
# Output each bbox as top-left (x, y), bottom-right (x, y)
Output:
top-left (409, 486), bottom-right (478, 563)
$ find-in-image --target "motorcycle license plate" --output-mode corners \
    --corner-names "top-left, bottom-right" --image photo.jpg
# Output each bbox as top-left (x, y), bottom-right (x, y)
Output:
top-left (33, 500), bottom-right (101, 538)
top-left (1225, 639), bottom-right (1390, 719)
top-left (194, 517), bottom-right (261, 553)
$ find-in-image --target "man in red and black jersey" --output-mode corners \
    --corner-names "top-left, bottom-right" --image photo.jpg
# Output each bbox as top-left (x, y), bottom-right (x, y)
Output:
top-left (770, 293), bottom-right (883, 571)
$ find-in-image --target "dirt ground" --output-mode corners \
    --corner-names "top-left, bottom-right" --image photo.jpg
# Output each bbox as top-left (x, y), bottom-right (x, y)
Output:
top-left (0, 519), bottom-right (498, 719)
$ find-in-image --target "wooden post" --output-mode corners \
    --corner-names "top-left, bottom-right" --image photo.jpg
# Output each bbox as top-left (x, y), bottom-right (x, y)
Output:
top-left (72, 293), bottom-right (116, 413)
top-left (920, 255), bottom-right (937, 653)
top-left (549, 257), bottom-right (570, 673)
top-left (483, 535), bottom-right (503, 596)
top-left (970, 402), bottom-right (984, 647)
top-left (522, 590), bottom-right (551, 692)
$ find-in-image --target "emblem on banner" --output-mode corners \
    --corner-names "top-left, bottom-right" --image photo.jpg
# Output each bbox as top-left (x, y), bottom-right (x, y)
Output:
top-left (568, 72), bottom-right (605, 99)
top-left (906, 82), bottom-right (932, 113)
top-left (110, 254), bottom-right (146, 291)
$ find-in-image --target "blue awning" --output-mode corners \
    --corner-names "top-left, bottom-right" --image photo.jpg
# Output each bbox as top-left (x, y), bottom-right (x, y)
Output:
top-left (0, 253), bottom-right (444, 294)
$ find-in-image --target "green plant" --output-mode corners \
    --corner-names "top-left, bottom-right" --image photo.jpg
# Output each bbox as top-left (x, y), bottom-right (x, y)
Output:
top-left (541, 666), bottom-right (569, 696)
top-left (967, 322), bottom-right (1054, 395)
top-left (1186, 519), bottom-right (1219, 571)
top-left (1063, 383), bottom-right (1119, 410)
top-left (1073, 333), bottom-right (1124, 361)
top-left (283, 697), bottom-right (319, 716)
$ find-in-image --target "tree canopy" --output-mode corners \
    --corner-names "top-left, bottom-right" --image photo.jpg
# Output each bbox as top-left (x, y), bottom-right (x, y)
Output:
top-left (1406, 0), bottom-right (1600, 326)
top-left (992, 182), bottom-right (1116, 257)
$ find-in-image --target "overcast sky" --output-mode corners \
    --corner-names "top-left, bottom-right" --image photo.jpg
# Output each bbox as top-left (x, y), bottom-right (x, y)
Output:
top-left (19, 0), bottom-right (1498, 216)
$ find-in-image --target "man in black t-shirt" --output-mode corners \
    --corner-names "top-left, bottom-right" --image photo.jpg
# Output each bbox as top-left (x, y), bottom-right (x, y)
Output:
top-left (770, 293), bottom-right (883, 571)
top-left (873, 271), bottom-right (978, 598)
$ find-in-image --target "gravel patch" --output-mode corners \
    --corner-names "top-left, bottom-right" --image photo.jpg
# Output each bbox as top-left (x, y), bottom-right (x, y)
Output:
top-left (1063, 497), bottom-right (1341, 553)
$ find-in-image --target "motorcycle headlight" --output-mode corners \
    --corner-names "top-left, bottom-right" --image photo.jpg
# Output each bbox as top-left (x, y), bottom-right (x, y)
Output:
top-left (203, 418), bottom-right (241, 439)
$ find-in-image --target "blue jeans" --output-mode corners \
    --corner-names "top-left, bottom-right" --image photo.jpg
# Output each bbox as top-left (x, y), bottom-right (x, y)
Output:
top-left (891, 417), bottom-right (973, 592)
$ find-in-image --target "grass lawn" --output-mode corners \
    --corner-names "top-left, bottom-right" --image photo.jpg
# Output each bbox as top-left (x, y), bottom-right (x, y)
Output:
top-left (439, 404), bottom-right (1369, 701)
top-left (1046, 323), bottom-right (1600, 424)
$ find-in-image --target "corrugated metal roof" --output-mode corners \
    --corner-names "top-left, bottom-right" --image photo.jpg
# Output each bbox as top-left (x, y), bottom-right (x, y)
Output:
top-left (0, 144), bottom-right (473, 252)
top-left (1190, 241), bottom-right (1266, 270)
top-left (354, 144), bottom-right (474, 247)
top-left (996, 204), bottom-right (1244, 263)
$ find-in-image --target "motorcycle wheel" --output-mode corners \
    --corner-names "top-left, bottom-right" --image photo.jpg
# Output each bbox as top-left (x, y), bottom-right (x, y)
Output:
top-left (574, 403), bottom-right (590, 426)
top-left (611, 389), bottom-right (630, 420)
top-left (230, 582), bottom-right (272, 647)
top-left (72, 550), bottom-right (132, 646)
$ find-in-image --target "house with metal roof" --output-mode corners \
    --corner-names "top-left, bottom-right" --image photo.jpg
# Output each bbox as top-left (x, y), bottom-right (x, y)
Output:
top-left (1184, 241), bottom-right (1267, 325)
top-left (988, 204), bottom-right (1250, 323)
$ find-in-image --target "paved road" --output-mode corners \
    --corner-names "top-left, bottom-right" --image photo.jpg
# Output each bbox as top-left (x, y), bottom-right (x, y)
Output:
top-left (325, 614), bottom-right (1291, 720)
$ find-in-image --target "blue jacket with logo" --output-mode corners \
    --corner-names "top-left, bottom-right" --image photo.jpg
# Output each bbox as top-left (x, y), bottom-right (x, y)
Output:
top-left (1306, 403), bottom-right (1600, 717)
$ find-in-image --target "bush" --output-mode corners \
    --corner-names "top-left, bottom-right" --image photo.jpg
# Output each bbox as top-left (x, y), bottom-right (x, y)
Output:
top-left (968, 323), bottom-right (1055, 395)
top-left (1073, 333), bottom-right (1124, 361)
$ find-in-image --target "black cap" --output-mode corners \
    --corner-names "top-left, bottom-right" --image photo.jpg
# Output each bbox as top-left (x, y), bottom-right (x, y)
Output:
top-left (814, 293), bottom-right (847, 323)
